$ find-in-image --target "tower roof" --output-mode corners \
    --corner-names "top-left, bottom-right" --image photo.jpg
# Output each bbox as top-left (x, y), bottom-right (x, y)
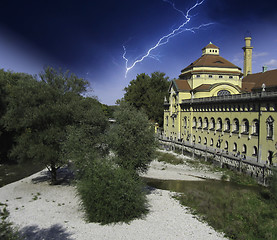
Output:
top-left (202, 42), bottom-right (219, 50)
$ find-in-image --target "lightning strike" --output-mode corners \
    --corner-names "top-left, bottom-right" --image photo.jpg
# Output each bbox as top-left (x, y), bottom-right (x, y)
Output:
top-left (123, 0), bottom-right (213, 77)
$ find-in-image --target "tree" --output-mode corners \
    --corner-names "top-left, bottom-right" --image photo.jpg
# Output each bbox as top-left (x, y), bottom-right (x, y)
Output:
top-left (108, 102), bottom-right (156, 174)
top-left (123, 72), bottom-right (170, 126)
top-left (2, 67), bottom-right (90, 184)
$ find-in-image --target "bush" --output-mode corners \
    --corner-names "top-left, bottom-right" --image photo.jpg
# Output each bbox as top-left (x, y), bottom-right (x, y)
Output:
top-left (0, 204), bottom-right (21, 240)
top-left (77, 159), bottom-right (149, 224)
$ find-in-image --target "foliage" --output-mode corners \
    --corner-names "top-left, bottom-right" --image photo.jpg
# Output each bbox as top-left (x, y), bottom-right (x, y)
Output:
top-left (123, 72), bottom-right (170, 126)
top-left (62, 97), bottom-right (109, 177)
top-left (176, 181), bottom-right (277, 240)
top-left (0, 203), bottom-right (21, 240)
top-left (77, 159), bottom-right (149, 224)
top-left (268, 167), bottom-right (277, 201)
top-left (155, 151), bottom-right (184, 165)
top-left (2, 67), bottom-right (90, 184)
top-left (108, 102), bottom-right (156, 173)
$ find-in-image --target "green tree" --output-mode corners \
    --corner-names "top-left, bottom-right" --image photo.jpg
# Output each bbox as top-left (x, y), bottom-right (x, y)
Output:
top-left (3, 67), bottom-right (90, 184)
top-left (123, 72), bottom-right (170, 126)
top-left (108, 102), bottom-right (156, 173)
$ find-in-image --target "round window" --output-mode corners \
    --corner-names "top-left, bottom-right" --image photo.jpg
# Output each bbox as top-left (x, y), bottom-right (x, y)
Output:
top-left (217, 90), bottom-right (231, 96)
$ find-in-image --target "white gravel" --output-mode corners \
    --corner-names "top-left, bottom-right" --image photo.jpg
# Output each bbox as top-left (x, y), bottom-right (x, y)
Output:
top-left (0, 162), bottom-right (227, 240)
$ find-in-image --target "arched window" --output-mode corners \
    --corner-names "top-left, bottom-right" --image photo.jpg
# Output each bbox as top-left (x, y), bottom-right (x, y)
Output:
top-left (233, 143), bottom-right (237, 151)
top-left (198, 117), bottom-right (203, 129)
top-left (252, 119), bottom-right (259, 135)
top-left (217, 90), bottom-right (231, 96)
top-left (184, 117), bottom-right (187, 129)
top-left (210, 117), bottom-right (215, 130)
top-left (225, 141), bottom-right (229, 151)
top-left (242, 119), bottom-right (249, 134)
top-left (242, 144), bottom-right (247, 154)
top-left (224, 118), bottom-right (231, 132)
top-left (198, 136), bottom-right (201, 143)
top-left (266, 116), bottom-right (274, 140)
top-left (172, 117), bottom-right (175, 128)
top-left (210, 138), bottom-right (214, 146)
top-left (217, 118), bottom-right (223, 131)
top-left (166, 116), bottom-right (169, 126)
top-left (192, 117), bottom-right (197, 128)
top-left (204, 117), bottom-right (209, 129)
top-left (268, 151), bottom-right (273, 165)
top-left (233, 118), bottom-right (239, 133)
top-left (253, 146), bottom-right (258, 156)
top-left (204, 137), bottom-right (207, 145)
top-left (193, 135), bottom-right (196, 142)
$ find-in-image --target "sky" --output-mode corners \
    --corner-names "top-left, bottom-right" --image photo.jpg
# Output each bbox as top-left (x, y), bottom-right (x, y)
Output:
top-left (0, 0), bottom-right (277, 105)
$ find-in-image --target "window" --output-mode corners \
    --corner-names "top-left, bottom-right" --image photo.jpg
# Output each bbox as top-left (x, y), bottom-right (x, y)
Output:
top-left (241, 119), bottom-right (249, 134)
top-left (198, 117), bottom-right (203, 128)
top-left (242, 144), bottom-right (247, 154)
top-left (266, 116), bottom-right (274, 140)
top-left (233, 118), bottom-right (239, 133)
top-left (196, 75), bottom-right (200, 78)
top-left (217, 118), bottom-right (223, 131)
top-left (204, 117), bottom-right (209, 129)
top-left (184, 117), bottom-right (187, 129)
top-left (224, 141), bottom-right (229, 151)
top-left (229, 76), bottom-right (233, 79)
top-left (209, 75), bottom-right (213, 78)
top-left (219, 75), bottom-right (223, 79)
top-left (210, 138), bottom-right (214, 146)
top-left (198, 136), bottom-right (201, 143)
top-left (166, 116), bottom-right (168, 126)
top-left (253, 146), bottom-right (258, 156)
top-left (233, 143), bottom-right (237, 151)
top-left (210, 117), bottom-right (215, 130)
top-left (204, 137), bottom-right (207, 145)
top-left (252, 119), bottom-right (259, 135)
top-left (217, 90), bottom-right (231, 96)
top-left (224, 118), bottom-right (231, 132)
top-left (268, 151), bottom-right (273, 165)
top-left (192, 117), bottom-right (197, 128)
top-left (193, 135), bottom-right (196, 142)
top-left (172, 117), bottom-right (175, 128)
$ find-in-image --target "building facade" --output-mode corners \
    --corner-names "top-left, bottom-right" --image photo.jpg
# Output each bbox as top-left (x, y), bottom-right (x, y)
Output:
top-left (163, 37), bottom-right (277, 166)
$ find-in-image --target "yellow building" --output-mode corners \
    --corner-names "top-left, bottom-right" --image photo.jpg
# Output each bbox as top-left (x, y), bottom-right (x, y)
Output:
top-left (163, 37), bottom-right (277, 166)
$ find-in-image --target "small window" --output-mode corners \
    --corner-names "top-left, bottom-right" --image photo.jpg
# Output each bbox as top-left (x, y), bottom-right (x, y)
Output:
top-left (209, 75), bottom-right (213, 78)
top-left (266, 116), bottom-right (274, 140)
top-left (242, 144), bottom-right (247, 154)
top-left (210, 138), bottom-right (214, 146)
top-left (219, 75), bottom-right (223, 79)
top-left (233, 143), bottom-right (237, 151)
top-left (229, 76), bottom-right (233, 79)
top-left (198, 136), bottom-right (201, 143)
top-left (196, 75), bottom-right (200, 78)
top-left (253, 146), bottom-right (258, 156)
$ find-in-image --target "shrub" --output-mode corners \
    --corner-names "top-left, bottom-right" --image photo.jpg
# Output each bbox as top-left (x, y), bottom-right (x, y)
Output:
top-left (77, 159), bottom-right (148, 224)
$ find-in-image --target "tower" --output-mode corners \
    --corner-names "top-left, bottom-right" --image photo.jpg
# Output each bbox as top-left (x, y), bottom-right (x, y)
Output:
top-left (242, 36), bottom-right (253, 77)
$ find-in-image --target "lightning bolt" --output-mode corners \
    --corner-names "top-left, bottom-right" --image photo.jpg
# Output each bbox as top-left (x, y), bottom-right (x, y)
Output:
top-left (123, 0), bottom-right (213, 77)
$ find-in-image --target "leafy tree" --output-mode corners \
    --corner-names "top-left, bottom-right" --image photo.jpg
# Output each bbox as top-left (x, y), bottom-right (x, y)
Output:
top-left (108, 102), bottom-right (156, 174)
top-left (2, 67), bottom-right (90, 184)
top-left (0, 70), bottom-right (34, 163)
top-left (123, 72), bottom-right (170, 126)
top-left (77, 158), bottom-right (148, 224)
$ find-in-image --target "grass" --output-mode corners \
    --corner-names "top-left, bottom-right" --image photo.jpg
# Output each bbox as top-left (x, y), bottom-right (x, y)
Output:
top-left (155, 151), bottom-right (184, 165)
top-left (156, 149), bottom-right (277, 239)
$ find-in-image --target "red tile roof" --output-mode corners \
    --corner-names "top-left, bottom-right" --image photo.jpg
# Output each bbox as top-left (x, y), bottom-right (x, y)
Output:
top-left (181, 54), bottom-right (241, 73)
top-left (173, 79), bottom-right (191, 91)
top-left (242, 69), bottom-right (277, 91)
top-left (202, 43), bottom-right (219, 50)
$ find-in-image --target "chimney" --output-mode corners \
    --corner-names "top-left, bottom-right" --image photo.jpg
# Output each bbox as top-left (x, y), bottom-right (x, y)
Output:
top-left (262, 65), bottom-right (268, 73)
top-left (242, 36), bottom-right (253, 77)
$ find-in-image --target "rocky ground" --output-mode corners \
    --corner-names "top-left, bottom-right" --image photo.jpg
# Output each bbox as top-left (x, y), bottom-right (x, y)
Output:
top-left (0, 152), bottom-right (227, 240)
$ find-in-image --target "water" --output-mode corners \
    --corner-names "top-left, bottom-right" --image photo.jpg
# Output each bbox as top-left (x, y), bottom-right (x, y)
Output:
top-left (143, 177), bottom-right (260, 193)
top-left (0, 161), bottom-right (44, 187)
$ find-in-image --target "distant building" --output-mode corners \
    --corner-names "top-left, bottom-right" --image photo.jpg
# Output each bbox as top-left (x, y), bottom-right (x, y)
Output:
top-left (163, 37), bottom-right (277, 166)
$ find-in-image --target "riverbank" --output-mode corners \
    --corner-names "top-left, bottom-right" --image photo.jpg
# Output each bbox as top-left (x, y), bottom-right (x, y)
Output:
top-left (0, 157), bottom-right (227, 240)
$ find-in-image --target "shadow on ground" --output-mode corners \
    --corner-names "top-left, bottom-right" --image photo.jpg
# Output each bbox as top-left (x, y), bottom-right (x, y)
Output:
top-left (31, 167), bottom-right (75, 185)
top-left (20, 224), bottom-right (74, 240)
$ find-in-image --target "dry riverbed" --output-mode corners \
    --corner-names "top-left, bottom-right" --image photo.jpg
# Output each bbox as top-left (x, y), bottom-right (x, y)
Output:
top-left (0, 151), bottom-right (227, 240)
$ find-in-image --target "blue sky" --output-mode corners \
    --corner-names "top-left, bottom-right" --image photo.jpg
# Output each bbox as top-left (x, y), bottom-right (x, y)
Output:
top-left (0, 0), bottom-right (276, 105)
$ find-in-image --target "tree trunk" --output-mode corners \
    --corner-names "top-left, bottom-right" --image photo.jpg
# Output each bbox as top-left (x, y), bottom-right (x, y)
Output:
top-left (50, 163), bottom-right (57, 185)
